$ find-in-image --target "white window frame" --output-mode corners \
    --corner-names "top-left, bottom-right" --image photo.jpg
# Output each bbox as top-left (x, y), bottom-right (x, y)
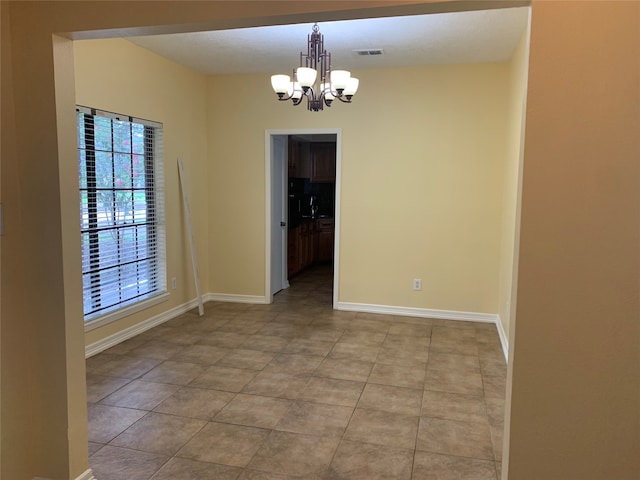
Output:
top-left (77, 106), bottom-right (167, 331)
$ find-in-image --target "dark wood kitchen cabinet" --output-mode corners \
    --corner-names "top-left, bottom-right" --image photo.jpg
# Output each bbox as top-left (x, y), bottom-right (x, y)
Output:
top-left (316, 218), bottom-right (334, 262)
top-left (300, 220), bottom-right (316, 269)
top-left (288, 218), bottom-right (334, 277)
top-left (287, 228), bottom-right (298, 277)
top-left (288, 138), bottom-right (312, 178)
top-left (310, 142), bottom-right (336, 183)
top-left (288, 220), bottom-right (318, 277)
top-left (288, 137), bottom-right (302, 178)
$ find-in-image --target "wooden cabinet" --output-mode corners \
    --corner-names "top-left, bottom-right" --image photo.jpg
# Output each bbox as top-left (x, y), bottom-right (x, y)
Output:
top-left (288, 138), bottom-right (311, 178)
top-left (288, 220), bottom-right (319, 277)
top-left (316, 218), bottom-right (334, 262)
top-left (299, 221), bottom-right (310, 270)
top-left (288, 218), bottom-right (334, 277)
top-left (288, 138), bottom-right (302, 177)
top-left (310, 142), bottom-right (336, 183)
top-left (287, 228), bottom-right (298, 277)
top-left (290, 139), bottom-right (335, 182)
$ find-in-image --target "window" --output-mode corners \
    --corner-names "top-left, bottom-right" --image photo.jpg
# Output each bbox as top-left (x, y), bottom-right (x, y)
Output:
top-left (77, 106), bottom-right (166, 325)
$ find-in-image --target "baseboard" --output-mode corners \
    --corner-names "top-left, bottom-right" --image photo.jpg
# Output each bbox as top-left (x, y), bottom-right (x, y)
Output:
top-left (34, 470), bottom-right (96, 480)
top-left (204, 293), bottom-right (268, 304)
top-left (85, 298), bottom-right (202, 358)
top-left (336, 301), bottom-right (500, 324)
top-left (337, 301), bottom-right (509, 360)
top-left (75, 469), bottom-right (97, 480)
top-left (496, 315), bottom-right (510, 362)
top-left (85, 293), bottom-right (268, 358)
top-left (86, 295), bottom-right (508, 361)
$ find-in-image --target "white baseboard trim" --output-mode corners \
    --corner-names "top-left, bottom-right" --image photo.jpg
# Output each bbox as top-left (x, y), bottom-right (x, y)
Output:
top-left (337, 301), bottom-right (510, 361)
top-left (75, 469), bottom-right (97, 480)
top-left (85, 293), bottom-right (268, 358)
top-left (35, 470), bottom-right (97, 480)
top-left (336, 301), bottom-right (500, 324)
top-left (496, 315), bottom-right (510, 362)
top-left (85, 298), bottom-right (202, 358)
top-left (204, 293), bottom-right (268, 304)
top-left (86, 294), bottom-right (509, 363)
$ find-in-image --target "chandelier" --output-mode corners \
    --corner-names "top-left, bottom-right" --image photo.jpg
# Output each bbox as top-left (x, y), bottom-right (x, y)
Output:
top-left (270, 23), bottom-right (359, 112)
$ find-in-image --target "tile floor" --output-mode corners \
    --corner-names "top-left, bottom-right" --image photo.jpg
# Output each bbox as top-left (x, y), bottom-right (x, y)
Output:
top-left (86, 265), bottom-right (507, 480)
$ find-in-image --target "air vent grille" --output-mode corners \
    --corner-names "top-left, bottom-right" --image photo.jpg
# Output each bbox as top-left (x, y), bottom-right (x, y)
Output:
top-left (353, 49), bottom-right (384, 56)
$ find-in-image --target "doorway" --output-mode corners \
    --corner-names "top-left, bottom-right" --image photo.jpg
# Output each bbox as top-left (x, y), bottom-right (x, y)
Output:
top-left (265, 129), bottom-right (342, 307)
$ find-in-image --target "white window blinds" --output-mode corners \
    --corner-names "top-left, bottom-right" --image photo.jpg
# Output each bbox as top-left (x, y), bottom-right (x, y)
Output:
top-left (77, 106), bottom-right (166, 322)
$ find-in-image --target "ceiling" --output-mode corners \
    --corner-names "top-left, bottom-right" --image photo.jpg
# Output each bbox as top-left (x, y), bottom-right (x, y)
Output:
top-left (128, 7), bottom-right (529, 76)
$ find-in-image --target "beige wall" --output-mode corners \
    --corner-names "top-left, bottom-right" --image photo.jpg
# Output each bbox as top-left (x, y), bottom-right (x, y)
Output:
top-left (2, 1), bottom-right (638, 479)
top-left (505, 1), bottom-right (639, 478)
top-left (2, 7), bottom-right (83, 477)
top-left (1, 1), bottom-right (32, 474)
top-left (497, 26), bottom-right (529, 341)
top-left (73, 38), bottom-right (209, 345)
top-left (208, 64), bottom-right (510, 314)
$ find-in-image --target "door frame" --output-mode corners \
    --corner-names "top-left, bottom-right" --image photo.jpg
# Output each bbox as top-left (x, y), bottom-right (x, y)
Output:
top-left (264, 128), bottom-right (342, 306)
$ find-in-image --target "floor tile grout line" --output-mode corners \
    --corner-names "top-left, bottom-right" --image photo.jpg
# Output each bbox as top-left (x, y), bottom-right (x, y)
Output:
top-left (411, 389), bottom-right (430, 479)
top-left (322, 364), bottom-right (371, 475)
top-left (413, 447), bottom-right (500, 463)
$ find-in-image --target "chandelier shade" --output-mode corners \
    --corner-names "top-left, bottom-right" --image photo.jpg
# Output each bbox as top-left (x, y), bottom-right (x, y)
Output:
top-left (296, 67), bottom-right (317, 89)
top-left (329, 70), bottom-right (350, 91)
top-left (271, 75), bottom-right (290, 95)
top-left (270, 23), bottom-right (359, 112)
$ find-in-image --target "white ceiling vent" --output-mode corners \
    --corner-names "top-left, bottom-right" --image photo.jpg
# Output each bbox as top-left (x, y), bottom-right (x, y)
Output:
top-left (353, 49), bottom-right (384, 56)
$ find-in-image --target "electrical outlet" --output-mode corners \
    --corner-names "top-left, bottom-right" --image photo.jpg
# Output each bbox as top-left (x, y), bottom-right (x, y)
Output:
top-left (413, 278), bottom-right (422, 291)
top-left (171, 277), bottom-right (177, 290)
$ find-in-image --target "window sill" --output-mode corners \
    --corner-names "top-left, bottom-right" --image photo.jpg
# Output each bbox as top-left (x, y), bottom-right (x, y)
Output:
top-left (84, 291), bottom-right (170, 332)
